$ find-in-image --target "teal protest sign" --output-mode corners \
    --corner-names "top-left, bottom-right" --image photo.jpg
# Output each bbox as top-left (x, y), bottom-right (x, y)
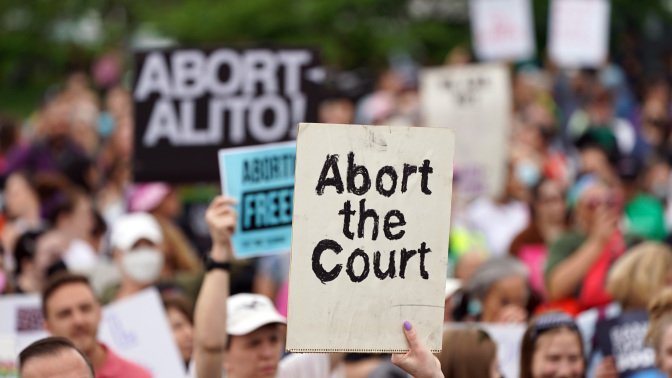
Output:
top-left (218, 142), bottom-right (296, 258)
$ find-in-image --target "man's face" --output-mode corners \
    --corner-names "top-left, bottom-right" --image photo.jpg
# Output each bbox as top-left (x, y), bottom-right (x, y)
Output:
top-left (21, 348), bottom-right (92, 378)
top-left (225, 324), bottom-right (284, 378)
top-left (44, 283), bottom-right (101, 355)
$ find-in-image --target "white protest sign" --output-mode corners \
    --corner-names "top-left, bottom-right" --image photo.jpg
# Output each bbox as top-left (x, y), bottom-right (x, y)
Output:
top-left (480, 324), bottom-right (525, 378)
top-left (0, 294), bottom-right (47, 352)
top-left (99, 288), bottom-right (184, 378)
top-left (470, 0), bottom-right (535, 62)
top-left (286, 123), bottom-right (454, 353)
top-left (420, 64), bottom-right (511, 201)
top-left (548, 0), bottom-right (611, 68)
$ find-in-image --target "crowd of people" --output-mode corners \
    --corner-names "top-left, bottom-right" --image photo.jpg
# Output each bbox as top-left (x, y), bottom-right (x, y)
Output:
top-left (4, 42), bottom-right (672, 377)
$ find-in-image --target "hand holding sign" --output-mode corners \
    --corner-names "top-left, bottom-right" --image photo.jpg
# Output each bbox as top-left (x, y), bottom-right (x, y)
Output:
top-left (205, 195), bottom-right (237, 259)
top-left (391, 321), bottom-right (443, 378)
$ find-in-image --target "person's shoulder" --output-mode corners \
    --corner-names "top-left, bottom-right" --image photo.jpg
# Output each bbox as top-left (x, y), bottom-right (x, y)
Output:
top-left (549, 230), bottom-right (586, 251)
top-left (101, 344), bottom-right (153, 378)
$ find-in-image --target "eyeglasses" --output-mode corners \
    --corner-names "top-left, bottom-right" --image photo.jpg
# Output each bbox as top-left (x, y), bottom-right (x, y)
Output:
top-left (528, 312), bottom-right (579, 342)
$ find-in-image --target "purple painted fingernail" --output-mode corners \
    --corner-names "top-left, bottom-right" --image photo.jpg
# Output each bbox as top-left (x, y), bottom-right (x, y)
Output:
top-left (404, 321), bottom-right (412, 331)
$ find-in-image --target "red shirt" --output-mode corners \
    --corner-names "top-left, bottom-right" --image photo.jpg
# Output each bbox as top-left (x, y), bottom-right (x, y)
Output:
top-left (96, 343), bottom-right (152, 378)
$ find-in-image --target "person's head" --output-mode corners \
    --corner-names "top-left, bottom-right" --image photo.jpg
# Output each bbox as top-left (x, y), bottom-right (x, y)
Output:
top-left (438, 327), bottom-right (500, 378)
top-left (42, 273), bottom-right (101, 357)
top-left (19, 336), bottom-right (94, 378)
top-left (531, 179), bottom-right (566, 225)
top-left (647, 288), bottom-right (672, 374)
top-left (4, 171), bottom-right (40, 220)
top-left (607, 242), bottom-right (672, 310)
top-left (520, 313), bottom-right (585, 378)
top-left (13, 229), bottom-right (45, 279)
top-left (319, 97), bottom-right (355, 124)
top-left (34, 230), bottom-right (69, 277)
top-left (110, 212), bottom-right (165, 286)
top-left (570, 176), bottom-right (620, 231)
top-left (49, 188), bottom-right (94, 241)
top-left (225, 293), bottom-right (287, 378)
top-left (465, 257), bottom-right (529, 323)
top-left (163, 295), bottom-right (194, 365)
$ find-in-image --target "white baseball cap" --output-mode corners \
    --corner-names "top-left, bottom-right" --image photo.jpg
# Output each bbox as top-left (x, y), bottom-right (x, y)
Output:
top-left (227, 293), bottom-right (286, 336)
top-left (110, 212), bottom-right (163, 252)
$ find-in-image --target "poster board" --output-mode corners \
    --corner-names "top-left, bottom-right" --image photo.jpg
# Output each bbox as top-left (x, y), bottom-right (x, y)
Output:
top-left (286, 123), bottom-right (454, 353)
top-left (470, 0), bottom-right (535, 62)
top-left (420, 64), bottom-right (511, 201)
top-left (218, 142), bottom-right (296, 258)
top-left (548, 0), bottom-right (611, 68)
top-left (133, 47), bottom-right (322, 182)
top-left (98, 288), bottom-right (185, 378)
top-left (0, 294), bottom-right (47, 353)
top-left (594, 310), bottom-right (657, 376)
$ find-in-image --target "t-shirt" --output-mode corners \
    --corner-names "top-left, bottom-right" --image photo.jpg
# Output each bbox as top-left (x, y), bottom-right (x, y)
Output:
top-left (544, 230), bottom-right (587, 295)
top-left (96, 343), bottom-right (152, 378)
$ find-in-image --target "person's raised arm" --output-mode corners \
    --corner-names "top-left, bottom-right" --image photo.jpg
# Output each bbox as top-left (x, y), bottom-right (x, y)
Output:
top-left (547, 207), bottom-right (615, 301)
top-left (193, 196), bottom-right (236, 378)
top-left (391, 321), bottom-right (443, 378)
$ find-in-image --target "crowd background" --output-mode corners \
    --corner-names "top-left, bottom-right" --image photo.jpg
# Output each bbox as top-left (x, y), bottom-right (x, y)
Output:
top-left (5, 1), bottom-right (672, 377)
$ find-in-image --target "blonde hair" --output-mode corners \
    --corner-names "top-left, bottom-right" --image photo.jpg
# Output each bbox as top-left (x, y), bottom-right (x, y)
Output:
top-left (607, 242), bottom-right (672, 310)
top-left (647, 288), bottom-right (672, 352)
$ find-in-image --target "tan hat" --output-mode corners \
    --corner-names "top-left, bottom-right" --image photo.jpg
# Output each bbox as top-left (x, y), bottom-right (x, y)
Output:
top-left (227, 293), bottom-right (286, 336)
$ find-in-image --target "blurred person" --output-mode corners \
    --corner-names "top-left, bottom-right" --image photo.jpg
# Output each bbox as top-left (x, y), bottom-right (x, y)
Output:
top-left (3, 96), bottom-right (89, 178)
top-left (318, 97), bottom-right (355, 124)
top-left (460, 257), bottom-right (530, 323)
top-left (509, 178), bottom-right (567, 299)
top-left (438, 327), bottom-right (500, 378)
top-left (355, 69), bottom-right (404, 125)
top-left (647, 288), bottom-right (672, 377)
top-left (586, 242), bottom-right (672, 377)
top-left (95, 159), bottom-right (130, 226)
top-left (69, 100), bottom-right (101, 157)
top-left (102, 212), bottom-right (165, 303)
top-left (48, 188), bottom-right (97, 273)
top-left (575, 128), bottom-right (622, 186)
top-left (19, 336), bottom-right (94, 378)
top-left (1, 171), bottom-right (43, 260)
top-left (42, 273), bottom-right (151, 377)
top-left (163, 295), bottom-right (195, 371)
top-left (619, 156), bottom-right (667, 242)
top-left (464, 159), bottom-right (531, 257)
top-left (520, 312), bottom-right (585, 378)
top-left (544, 175), bottom-right (626, 313)
top-left (192, 196), bottom-right (440, 378)
top-left (567, 86), bottom-right (641, 159)
top-left (12, 229), bottom-right (68, 294)
top-left (0, 114), bottom-right (20, 174)
top-left (128, 183), bottom-right (202, 275)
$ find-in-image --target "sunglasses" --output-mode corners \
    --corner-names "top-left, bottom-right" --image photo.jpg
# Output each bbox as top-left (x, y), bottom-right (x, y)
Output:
top-left (585, 194), bottom-right (621, 210)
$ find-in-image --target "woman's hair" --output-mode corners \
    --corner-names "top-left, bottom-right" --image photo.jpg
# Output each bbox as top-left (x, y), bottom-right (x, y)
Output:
top-left (438, 327), bottom-right (497, 378)
top-left (607, 242), bottom-right (672, 310)
top-left (465, 256), bottom-right (529, 302)
top-left (647, 287), bottom-right (672, 353)
top-left (520, 313), bottom-right (584, 378)
top-left (162, 294), bottom-right (194, 325)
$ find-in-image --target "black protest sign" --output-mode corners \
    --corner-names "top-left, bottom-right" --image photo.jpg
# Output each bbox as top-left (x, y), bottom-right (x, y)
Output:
top-left (133, 47), bottom-right (322, 182)
top-left (595, 310), bottom-right (657, 377)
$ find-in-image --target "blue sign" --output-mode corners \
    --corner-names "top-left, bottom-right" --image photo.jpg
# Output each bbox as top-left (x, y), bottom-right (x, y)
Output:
top-left (218, 142), bottom-right (296, 258)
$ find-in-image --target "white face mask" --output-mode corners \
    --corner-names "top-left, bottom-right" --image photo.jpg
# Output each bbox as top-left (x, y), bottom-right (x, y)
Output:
top-left (121, 248), bottom-right (164, 284)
